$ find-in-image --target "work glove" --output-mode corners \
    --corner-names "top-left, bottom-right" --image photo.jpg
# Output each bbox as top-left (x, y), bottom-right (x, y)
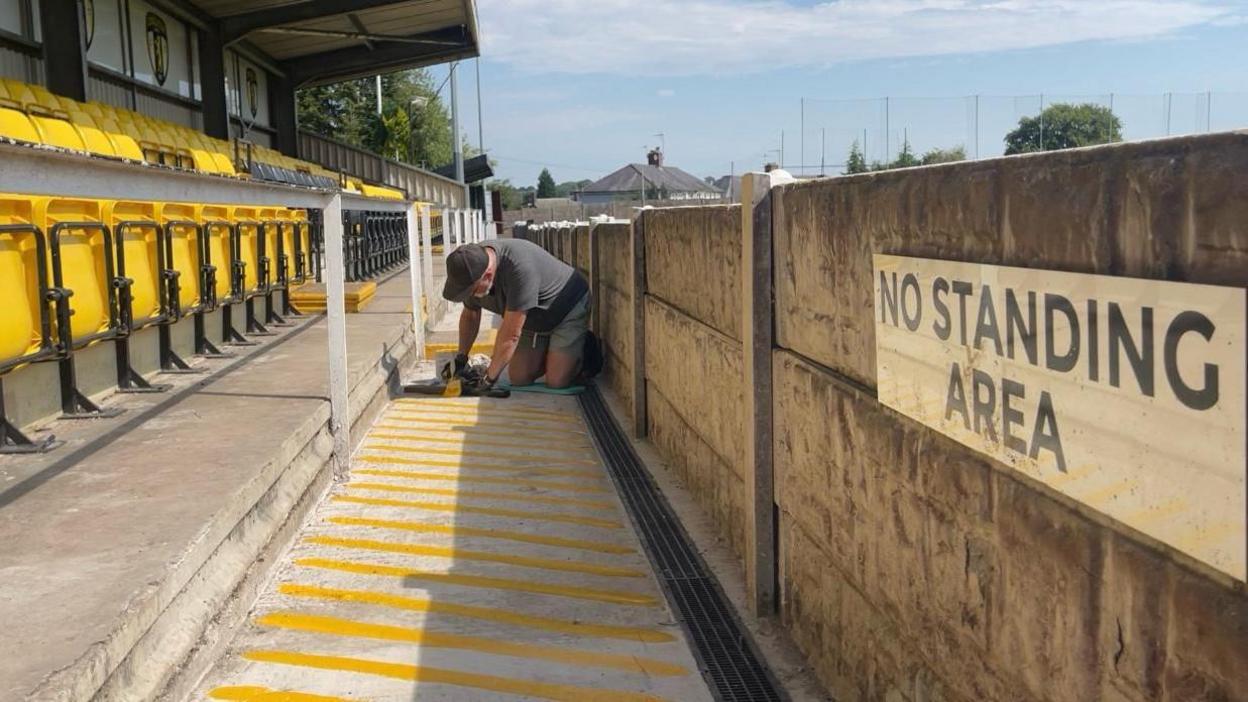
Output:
top-left (452, 353), bottom-right (482, 383)
top-left (462, 373), bottom-right (510, 398)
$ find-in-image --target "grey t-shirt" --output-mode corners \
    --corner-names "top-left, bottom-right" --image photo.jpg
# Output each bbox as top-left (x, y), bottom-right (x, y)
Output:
top-left (463, 239), bottom-right (588, 332)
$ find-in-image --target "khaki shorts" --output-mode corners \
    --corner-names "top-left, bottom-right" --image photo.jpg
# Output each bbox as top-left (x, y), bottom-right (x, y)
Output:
top-left (519, 293), bottom-right (590, 357)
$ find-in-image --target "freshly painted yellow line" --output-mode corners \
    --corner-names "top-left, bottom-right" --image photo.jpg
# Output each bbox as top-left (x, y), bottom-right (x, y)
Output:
top-left (394, 398), bottom-right (578, 420)
top-left (325, 516), bottom-right (635, 554)
top-left (209, 685), bottom-right (355, 702)
top-left (258, 612), bottom-right (686, 676)
top-left (387, 408), bottom-right (582, 429)
top-left (355, 454), bottom-right (601, 479)
top-left (363, 441), bottom-right (600, 467)
top-left (295, 557), bottom-right (659, 606)
top-left (334, 494), bottom-right (622, 528)
top-left (349, 481), bottom-right (614, 509)
top-left (378, 416), bottom-right (590, 436)
top-left (304, 535), bottom-right (644, 577)
top-left (373, 421), bottom-right (592, 441)
top-left (242, 650), bottom-right (667, 702)
top-left (353, 465), bottom-right (607, 492)
top-left (367, 432), bottom-right (597, 457)
top-left (277, 583), bottom-right (670, 641)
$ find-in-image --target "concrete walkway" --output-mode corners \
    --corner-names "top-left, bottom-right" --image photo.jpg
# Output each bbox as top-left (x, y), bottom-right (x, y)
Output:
top-left (0, 272), bottom-right (421, 701)
top-left (195, 394), bottom-right (714, 702)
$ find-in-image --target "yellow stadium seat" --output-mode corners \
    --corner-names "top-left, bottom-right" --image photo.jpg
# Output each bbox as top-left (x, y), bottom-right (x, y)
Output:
top-left (28, 110), bottom-right (87, 152)
top-left (0, 195), bottom-right (51, 368)
top-left (197, 204), bottom-right (235, 304)
top-left (290, 209), bottom-right (312, 283)
top-left (34, 197), bottom-right (114, 346)
top-left (63, 111), bottom-right (118, 158)
top-left (2, 79), bottom-right (36, 108)
top-left (0, 104), bottom-right (40, 143)
top-left (26, 83), bottom-right (67, 111)
top-left (158, 203), bottom-right (202, 314)
top-left (93, 118), bottom-right (146, 161)
top-left (102, 200), bottom-right (164, 330)
top-left (231, 206), bottom-right (263, 297)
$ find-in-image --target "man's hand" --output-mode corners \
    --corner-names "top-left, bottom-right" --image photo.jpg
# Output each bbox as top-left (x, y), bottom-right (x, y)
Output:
top-left (462, 372), bottom-right (510, 398)
top-left (453, 353), bottom-right (482, 383)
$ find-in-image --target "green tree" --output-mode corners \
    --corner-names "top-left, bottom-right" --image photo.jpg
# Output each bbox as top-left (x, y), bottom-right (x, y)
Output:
top-left (920, 145), bottom-right (967, 165)
top-left (555, 179), bottom-right (593, 198)
top-left (845, 140), bottom-right (868, 174)
top-left (1004, 103), bottom-right (1122, 155)
top-left (890, 138), bottom-right (920, 169)
top-left (536, 168), bottom-right (558, 198)
top-left (297, 69), bottom-right (454, 168)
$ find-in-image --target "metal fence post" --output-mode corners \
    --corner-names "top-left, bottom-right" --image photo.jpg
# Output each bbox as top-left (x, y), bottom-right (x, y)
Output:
top-left (406, 203), bottom-right (426, 359)
top-left (322, 194), bottom-right (350, 480)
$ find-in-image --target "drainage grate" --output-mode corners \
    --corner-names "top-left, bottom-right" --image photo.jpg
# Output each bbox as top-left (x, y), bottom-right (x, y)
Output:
top-left (579, 386), bottom-right (786, 702)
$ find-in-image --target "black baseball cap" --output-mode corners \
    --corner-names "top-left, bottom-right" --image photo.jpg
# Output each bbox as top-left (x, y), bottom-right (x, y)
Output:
top-left (442, 244), bottom-right (490, 302)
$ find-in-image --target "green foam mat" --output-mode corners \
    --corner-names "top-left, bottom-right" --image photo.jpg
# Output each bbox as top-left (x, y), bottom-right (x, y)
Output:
top-left (501, 381), bottom-right (586, 395)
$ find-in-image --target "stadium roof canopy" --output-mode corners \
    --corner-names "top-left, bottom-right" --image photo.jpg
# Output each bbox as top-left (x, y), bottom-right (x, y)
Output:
top-left (186, 0), bottom-right (480, 86)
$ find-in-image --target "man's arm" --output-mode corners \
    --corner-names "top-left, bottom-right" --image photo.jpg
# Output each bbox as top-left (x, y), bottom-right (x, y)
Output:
top-left (485, 309), bottom-right (527, 382)
top-left (458, 306), bottom-right (482, 356)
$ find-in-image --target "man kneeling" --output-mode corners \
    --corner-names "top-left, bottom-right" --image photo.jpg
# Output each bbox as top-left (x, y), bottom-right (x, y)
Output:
top-left (442, 239), bottom-right (590, 394)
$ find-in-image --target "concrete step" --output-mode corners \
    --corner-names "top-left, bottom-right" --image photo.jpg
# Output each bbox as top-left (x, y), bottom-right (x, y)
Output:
top-left (0, 276), bottom-right (423, 702)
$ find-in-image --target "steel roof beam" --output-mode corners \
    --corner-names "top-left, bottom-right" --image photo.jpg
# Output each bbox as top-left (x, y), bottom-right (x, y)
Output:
top-left (285, 26), bottom-right (475, 87)
top-left (221, 0), bottom-right (405, 42)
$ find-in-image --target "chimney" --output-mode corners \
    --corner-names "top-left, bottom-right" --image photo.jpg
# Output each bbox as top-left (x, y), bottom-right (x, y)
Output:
top-left (647, 147), bottom-right (663, 167)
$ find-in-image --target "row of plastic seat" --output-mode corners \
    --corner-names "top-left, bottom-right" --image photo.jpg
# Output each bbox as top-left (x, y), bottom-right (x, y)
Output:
top-left (0, 193), bottom-right (319, 453)
top-left (343, 210), bottom-right (410, 282)
top-left (0, 78), bottom-right (347, 188)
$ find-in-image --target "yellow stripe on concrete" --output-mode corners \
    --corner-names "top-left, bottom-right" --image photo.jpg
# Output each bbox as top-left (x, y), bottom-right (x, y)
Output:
top-left (277, 583), bottom-right (670, 642)
top-left (355, 454), bottom-right (601, 479)
top-left (334, 494), bottom-right (622, 528)
top-left (325, 516), bottom-right (635, 555)
top-left (377, 417), bottom-right (590, 436)
top-left (394, 398), bottom-right (577, 420)
top-left (242, 650), bottom-right (667, 702)
top-left (304, 535), bottom-right (644, 577)
top-left (258, 612), bottom-right (686, 676)
top-left (352, 467), bottom-right (608, 493)
top-left (367, 432), bottom-right (598, 457)
top-left (294, 557), bottom-right (658, 606)
top-left (349, 481), bottom-right (614, 509)
top-left (373, 421), bottom-right (593, 442)
top-left (386, 409), bottom-right (581, 430)
top-left (209, 685), bottom-right (356, 702)
top-left (364, 441), bottom-right (600, 467)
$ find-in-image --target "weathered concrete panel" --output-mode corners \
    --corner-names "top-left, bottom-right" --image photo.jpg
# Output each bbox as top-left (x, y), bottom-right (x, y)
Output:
top-left (648, 387), bottom-right (748, 560)
top-left (775, 132), bottom-right (1248, 388)
top-left (642, 205), bottom-right (742, 341)
top-left (593, 223), bottom-right (633, 415)
top-left (773, 346), bottom-right (1248, 701)
top-left (644, 295), bottom-right (743, 476)
top-left (574, 224), bottom-right (591, 280)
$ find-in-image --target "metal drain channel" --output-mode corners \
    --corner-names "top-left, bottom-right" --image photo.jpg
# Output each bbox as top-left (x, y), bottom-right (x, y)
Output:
top-left (579, 385), bottom-right (786, 702)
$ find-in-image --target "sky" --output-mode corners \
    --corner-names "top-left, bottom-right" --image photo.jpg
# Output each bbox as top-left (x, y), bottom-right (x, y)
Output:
top-left (437, 0), bottom-right (1248, 187)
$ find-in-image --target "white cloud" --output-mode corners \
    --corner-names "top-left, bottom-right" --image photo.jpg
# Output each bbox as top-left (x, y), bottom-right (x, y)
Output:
top-left (657, 88), bottom-right (677, 97)
top-left (478, 0), bottom-right (1234, 75)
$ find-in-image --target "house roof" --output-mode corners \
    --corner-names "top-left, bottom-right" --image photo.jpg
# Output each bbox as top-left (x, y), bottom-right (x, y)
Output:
top-left (583, 163), bottom-right (719, 195)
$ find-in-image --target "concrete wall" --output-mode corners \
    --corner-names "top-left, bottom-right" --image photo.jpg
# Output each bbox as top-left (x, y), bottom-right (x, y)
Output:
top-left (771, 133), bottom-right (1248, 702)
top-left (592, 223), bottom-right (633, 415)
top-left (640, 205), bottom-right (749, 561)
top-left (570, 133), bottom-right (1246, 702)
